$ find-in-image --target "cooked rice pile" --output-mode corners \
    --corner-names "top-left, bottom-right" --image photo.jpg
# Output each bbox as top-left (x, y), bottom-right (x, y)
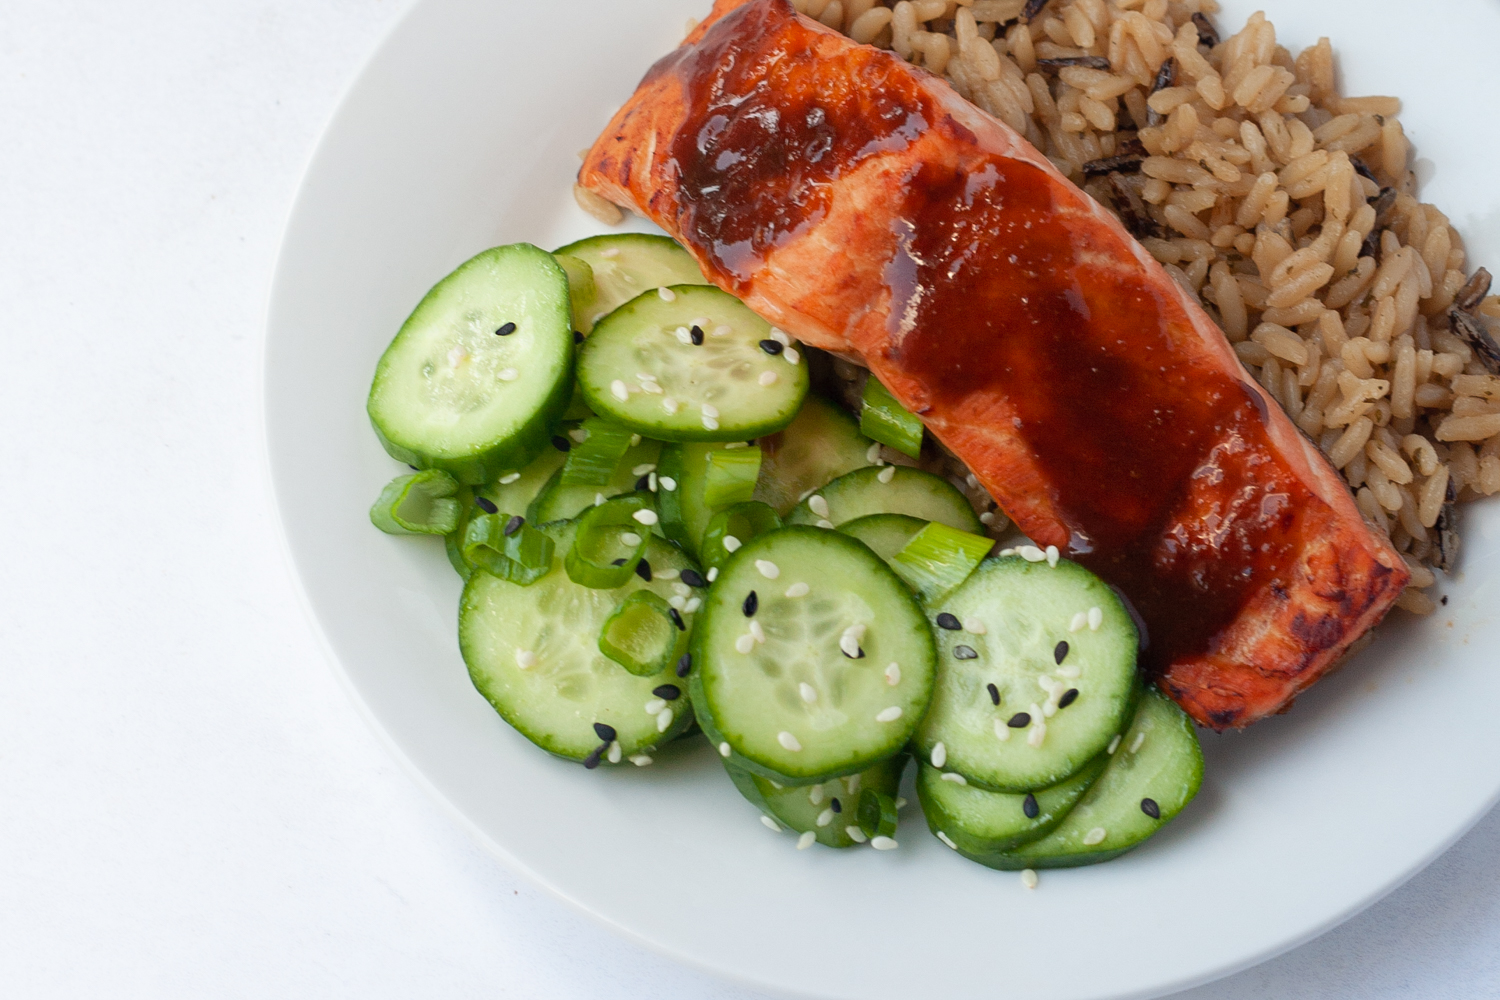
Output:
top-left (782, 0), bottom-right (1500, 614)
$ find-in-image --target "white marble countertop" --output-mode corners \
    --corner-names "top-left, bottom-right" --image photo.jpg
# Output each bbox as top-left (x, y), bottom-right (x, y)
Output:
top-left (3, 2), bottom-right (1497, 996)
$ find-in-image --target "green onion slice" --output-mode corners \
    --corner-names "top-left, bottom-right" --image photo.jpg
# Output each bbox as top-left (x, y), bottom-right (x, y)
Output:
top-left (702, 446), bottom-right (763, 509)
top-left (699, 501), bottom-right (782, 571)
top-left (462, 513), bottom-right (555, 585)
top-left (860, 376), bottom-right (924, 459)
top-left (369, 469), bottom-right (462, 535)
top-left (599, 590), bottom-right (684, 677)
top-left (566, 494), bottom-right (654, 589)
top-left (857, 789), bottom-right (900, 840)
top-left (560, 417), bottom-right (634, 486)
top-left (890, 521), bottom-right (994, 601)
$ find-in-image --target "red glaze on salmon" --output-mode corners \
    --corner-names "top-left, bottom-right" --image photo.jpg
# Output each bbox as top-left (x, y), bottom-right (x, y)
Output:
top-left (579, 0), bottom-right (1409, 729)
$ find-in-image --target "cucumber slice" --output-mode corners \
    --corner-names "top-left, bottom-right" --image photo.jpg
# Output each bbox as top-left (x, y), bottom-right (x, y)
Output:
top-left (787, 466), bottom-right (983, 534)
top-left (915, 556), bottom-right (1140, 793)
top-left (752, 394), bottom-right (874, 515)
top-left (966, 688), bottom-right (1204, 869)
top-left (529, 437), bottom-right (663, 524)
top-left (577, 285), bottom-right (809, 441)
top-left (690, 526), bottom-right (935, 783)
top-left (726, 756), bottom-right (905, 848)
top-left (554, 254), bottom-right (596, 328)
top-left (459, 522), bottom-right (699, 762)
top-left (368, 243), bottom-right (574, 484)
top-left (656, 441), bottom-right (732, 559)
top-left (917, 754), bottom-right (1106, 856)
top-left (553, 234), bottom-right (709, 333)
top-left (447, 442), bottom-right (570, 578)
top-left (838, 513), bottom-right (927, 562)
top-left (699, 501), bottom-right (783, 572)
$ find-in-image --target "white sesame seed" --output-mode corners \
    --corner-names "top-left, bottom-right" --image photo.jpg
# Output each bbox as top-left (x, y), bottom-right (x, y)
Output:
top-left (672, 582), bottom-right (690, 596)
top-left (1028, 718), bottom-right (1047, 748)
top-left (723, 441), bottom-right (749, 449)
top-left (770, 328), bottom-right (791, 346)
top-left (866, 442), bottom-right (883, 464)
top-left (657, 567), bottom-right (679, 580)
top-left (723, 535), bottom-right (741, 552)
top-left (649, 472), bottom-right (658, 491)
top-left (630, 434), bottom-right (642, 446)
top-left (816, 808), bottom-right (835, 828)
top-left (635, 373), bottom-right (657, 384)
top-left (499, 368), bottom-right (519, 382)
top-left (895, 797), bottom-right (907, 809)
top-left (662, 397), bottom-right (679, 415)
top-left (706, 567), bottom-right (719, 582)
top-left (797, 831), bottom-right (817, 850)
top-left (700, 403), bottom-right (719, 419)
top-left (1130, 731), bottom-right (1146, 753)
top-left (691, 317), bottom-right (709, 329)
top-left (809, 784), bottom-right (824, 805)
top-left (941, 772), bottom-right (967, 785)
top-left (755, 560), bottom-right (780, 579)
top-left (570, 428), bottom-right (589, 443)
top-left (719, 742), bottom-right (732, 758)
top-left (815, 518), bottom-right (835, 529)
top-left (870, 836), bottom-right (898, 851)
top-left (845, 773), bottom-right (862, 794)
top-left (499, 472), bottom-right (522, 485)
top-left (759, 370), bottom-right (779, 386)
top-left (668, 595), bottom-right (686, 610)
top-left (994, 718), bottom-right (1011, 741)
top-left (1083, 827), bottom-right (1107, 846)
top-left (1057, 664), bottom-right (1081, 679)
top-left (658, 287), bottom-right (676, 302)
top-left (1019, 545), bottom-right (1046, 562)
top-left (1088, 606), bottom-right (1104, 631)
top-left (1021, 869), bottom-right (1039, 889)
top-left (937, 831), bottom-right (959, 850)
top-left (1037, 676), bottom-right (1060, 695)
top-left (712, 325), bottom-right (732, 337)
top-left (1043, 702), bottom-right (1057, 718)
top-left (784, 582), bottom-right (810, 598)
top-left (620, 532), bottom-right (642, 547)
top-left (1108, 734), bottom-right (1122, 754)
top-left (777, 731), bottom-right (802, 752)
top-left (594, 493), bottom-right (606, 506)
top-left (761, 815), bottom-right (781, 832)
top-left (838, 625), bottom-right (865, 659)
top-left (599, 247), bottom-right (620, 258)
top-left (645, 697), bottom-right (666, 715)
top-left (800, 683), bottom-right (818, 704)
top-left (1069, 611), bottom-right (1088, 632)
top-left (610, 379), bottom-right (629, 402)
top-left (980, 511), bottom-right (996, 525)
top-left (769, 781), bottom-right (782, 790)
top-left (632, 463), bottom-right (657, 476)
top-left (807, 495), bottom-right (830, 519)
top-left (966, 474), bottom-right (979, 489)
top-left (999, 548), bottom-right (1016, 557)
top-left (684, 597), bottom-right (702, 614)
top-left (632, 508), bottom-right (659, 526)
top-left (735, 634), bottom-right (755, 654)
top-left (931, 741), bottom-right (947, 768)
top-left (1046, 545), bottom-right (1060, 567)
top-left (875, 706), bottom-right (903, 723)
top-left (659, 476), bottom-right (677, 491)
top-left (885, 662), bottom-right (901, 686)
top-left (515, 650), bottom-right (537, 669)
top-left (657, 708), bottom-right (674, 732)
top-left (608, 741), bottom-right (622, 764)
top-left (785, 348), bottom-right (800, 365)
top-left (846, 826), bottom-right (867, 843)
top-left (963, 617), bottom-right (987, 635)
top-left (749, 620), bottom-right (766, 644)
top-left (630, 754), bottom-right (654, 766)
top-left (675, 327), bottom-right (693, 345)
top-left (877, 465), bottom-right (896, 484)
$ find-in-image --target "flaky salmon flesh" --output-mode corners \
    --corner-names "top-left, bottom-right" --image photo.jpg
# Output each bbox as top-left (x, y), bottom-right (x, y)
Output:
top-left (579, 0), bottom-right (1409, 729)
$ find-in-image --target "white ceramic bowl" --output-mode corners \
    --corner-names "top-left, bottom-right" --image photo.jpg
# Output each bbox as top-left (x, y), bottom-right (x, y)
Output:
top-left (265, 1), bottom-right (1500, 996)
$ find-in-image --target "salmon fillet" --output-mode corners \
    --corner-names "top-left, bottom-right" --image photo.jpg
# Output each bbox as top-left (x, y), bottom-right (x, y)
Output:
top-left (579, 0), bottom-right (1409, 729)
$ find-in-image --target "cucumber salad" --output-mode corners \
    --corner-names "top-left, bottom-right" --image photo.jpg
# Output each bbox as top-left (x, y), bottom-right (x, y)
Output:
top-left (365, 233), bottom-right (1204, 879)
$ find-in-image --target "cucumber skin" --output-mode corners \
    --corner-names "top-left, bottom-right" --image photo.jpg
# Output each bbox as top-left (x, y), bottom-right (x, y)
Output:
top-left (787, 465), bottom-right (983, 535)
top-left (917, 754), bottom-right (1106, 856)
top-left (368, 245), bottom-right (575, 485)
top-left (725, 755), bottom-right (907, 847)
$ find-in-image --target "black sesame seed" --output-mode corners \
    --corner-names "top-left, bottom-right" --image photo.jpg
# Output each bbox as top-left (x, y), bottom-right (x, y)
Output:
top-left (830, 797), bottom-right (842, 813)
top-left (843, 646), bottom-right (866, 660)
top-left (758, 339), bottom-right (784, 355)
top-left (474, 496), bottom-right (499, 515)
top-left (636, 474), bottom-right (651, 491)
top-left (1441, 595), bottom-right (1449, 605)
top-left (1140, 797), bottom-right (1161, 819)
top-left (680, 569), bottom-right (707, 588)
top-left (1022, 793), bottom-right (1040, 819)
top-left (408, 464), bottom-right (420, 471)
top-left (953, 645), bottom-right (978, 660)
top-left (593, 722), bottom-right (617, 743)
top-left (552, 435), bottom-right (572, 452)
top-left (669, 608), bottom-right (686, 631)
top-left (690, 325), bottom-right (705, 345)
top-left (634, 559), bottom-right (652, 582)
top-left (1059, 688), bottom-right (1080, 709)
top-left (936, 612), bottom-right (962, 631)
top-left (1007, 712), bottom-right (1031, 728)
top-left (676, 652), bottom-right (693, 677)
top-left (986, 682), bottom-right (1001, 706)
top-left (583, 744), bottom-right (606, 769)
top-left (742, 591), bottom-right (758, 616)
top-left (573, 330), bottom-right (584, 344)
top-left (653, 684), bottom-right (681, 700)
top-left (503, 515), bottom-right (525, 536)
top-left (495, 322), bottom-right (517, 336)
top-left (1054, 640), bottom-right (1069, 664)
top-left (610, 558), bottom-right (627, 566)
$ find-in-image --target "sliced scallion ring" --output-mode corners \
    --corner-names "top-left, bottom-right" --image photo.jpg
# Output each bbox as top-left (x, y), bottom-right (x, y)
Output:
top-left (462, 513), bottom-right (555, 585)
top-left (599, 590), bottom-right (687, 677)
top-left (890, 521), bottom-right (996, 601)
top-left (560, 417), bottom-right (634, 486)
top-left (698, 501), bottom-right (782, 571)
top-left (702, 446), bottom-right (762, 509)
top-left (857, 789), bottom-right (900, 840)
top-left (566, 495), bottom-right (656, 589)
top-left (369, 469), bottom-right (463, 535)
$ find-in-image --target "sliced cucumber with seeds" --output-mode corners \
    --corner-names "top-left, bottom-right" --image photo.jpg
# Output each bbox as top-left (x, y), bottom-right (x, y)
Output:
top-left (553, 234), bottom-right (709, 334)
top-left (915, 556), bottom-right (1140, 793)
top-left (917, 754), bottom-right (1106, 856)
top-left (460, 521), bottom-right (698, 762)
top-left (963, 688), bottom-right (1203, 869)
top-left (368, 243), bottom-right (574, 484)
top-left (656, 441), bottom-right (733, 559)
top-left (787, 466), bottom-right (982, 534)
top-left (577, 285), bottom-right (809, 441)
top-left (726, 756), bottom-right (906, 848)
top-left (529, 437), bottom-right (662, 524)
top-left (753, 394), bottom-right (874, 515)
top-left (699, 501), bottom-right (782, 572)
top-left (838, 513), bottom-right (927, 563)
top-left (689, 526), bottom-right (935, 784)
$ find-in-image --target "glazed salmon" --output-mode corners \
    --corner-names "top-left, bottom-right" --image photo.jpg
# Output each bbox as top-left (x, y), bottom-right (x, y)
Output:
top-left (579, 0), bottom-right (1409, 729)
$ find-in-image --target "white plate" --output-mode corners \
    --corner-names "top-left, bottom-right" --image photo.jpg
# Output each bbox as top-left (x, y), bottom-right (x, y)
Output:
top-left (264, 1), bottom-right (1500, 997)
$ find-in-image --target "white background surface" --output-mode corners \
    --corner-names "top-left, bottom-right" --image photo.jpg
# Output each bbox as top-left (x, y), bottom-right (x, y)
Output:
top-left (3, 1), bottom-right (1498, 997)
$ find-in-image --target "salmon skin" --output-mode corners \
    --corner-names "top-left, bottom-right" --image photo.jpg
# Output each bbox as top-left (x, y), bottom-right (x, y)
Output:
top-left (579, 0), bottom-right (1409, 729)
